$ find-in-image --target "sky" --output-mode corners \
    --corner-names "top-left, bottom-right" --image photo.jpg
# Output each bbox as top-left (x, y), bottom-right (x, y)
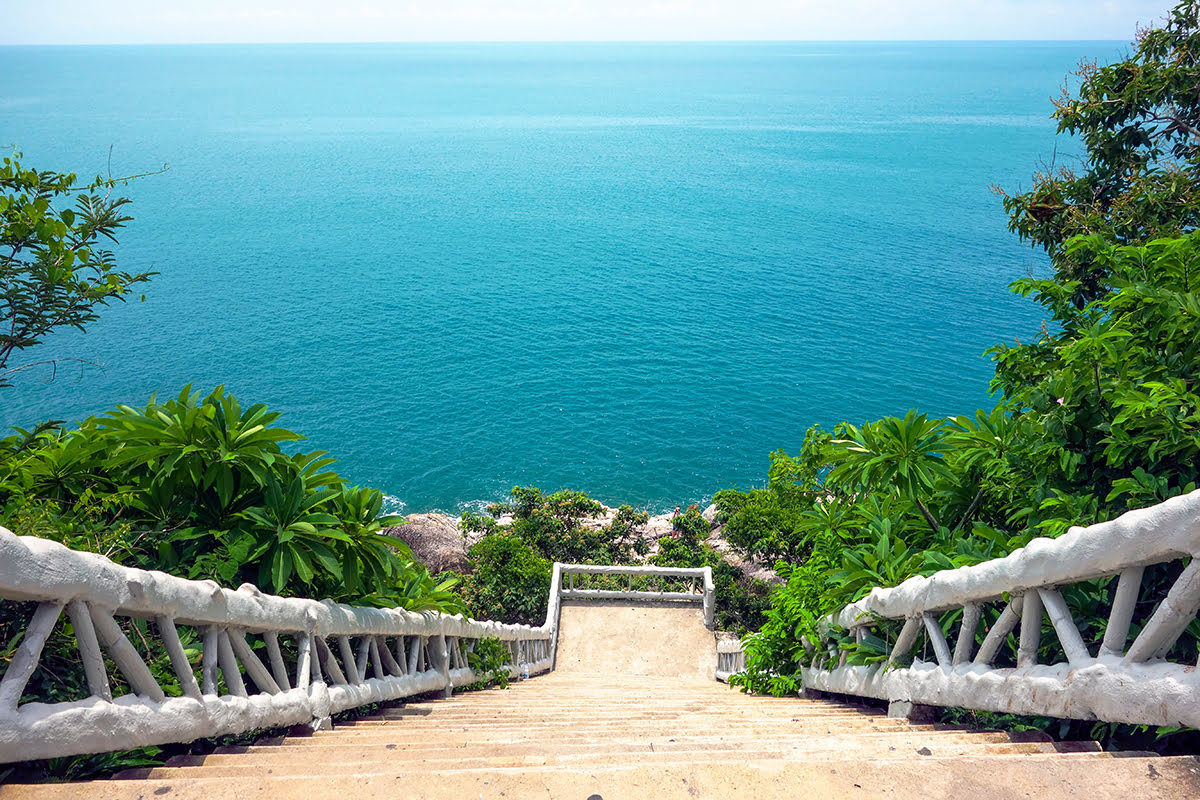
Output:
top-left (1, 0), bottom-right (1178, 44)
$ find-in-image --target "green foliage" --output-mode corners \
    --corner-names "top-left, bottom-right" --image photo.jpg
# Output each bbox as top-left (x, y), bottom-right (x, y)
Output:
top-left (463, 636), bottom-right (512, 691)
top-left (461, 489), bottom-right (769, 631)
top-left (999, 2), bottom-right (1200, 304)
top-left (828, 410), bottom-right (951, 532)
top-left (650, 506), bottom-right (770, 634)
top-left (459, 532), bottom-right (552, 626)
top-left (729, 555), bottom-right (832, 696)
top-left (727, 12), bottom-right (1200, 754)
top-left (0, 152), bottom-right (157, 388)
top-left (730, 227), bottom-right (1200, 691)
top-left (0, 386), bottom-right (453, 610)
top-left (484, 486), bottom-right (649, 564)
top-left (458, 486), bottom-right (654, 624)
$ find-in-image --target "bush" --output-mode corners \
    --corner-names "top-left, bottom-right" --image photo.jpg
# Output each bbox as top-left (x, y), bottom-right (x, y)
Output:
top-left (651, 506), bottom-right (771, 634)
top-left (0, 386), bottom-right (459, 611)
top-left (459, 532), bottom-right (552, 625)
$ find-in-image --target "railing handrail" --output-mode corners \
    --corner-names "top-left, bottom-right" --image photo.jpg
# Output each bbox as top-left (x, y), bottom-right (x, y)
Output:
top-left (0, 537), bottom-right (724, 764)
top-left (559, 564), bottom-right (712, 579)
top-left (795, 489), bottom-right (1200, 729)
top-left (0, 527), bottom-right (558, 763)
top-left (829, 489), bottom-right (1200, 630)
top-left (554, 562), bottom-right (716, 629)
top-left (0, 529), bottom-right (550, 641)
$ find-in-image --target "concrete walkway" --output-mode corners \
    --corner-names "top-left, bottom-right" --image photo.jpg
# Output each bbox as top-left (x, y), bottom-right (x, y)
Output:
top-left (3, 601), bottom-right (1199, 798)
top-left (554, 599), bottom-right (718, 680)
top-left (3, 673), bottom-right (1199, 799)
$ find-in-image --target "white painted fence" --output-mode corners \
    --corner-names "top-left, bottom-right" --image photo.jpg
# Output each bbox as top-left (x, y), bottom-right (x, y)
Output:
top-left (0, 532), bottom-right (725, 764)
top-left (725, 490), bottom-right (1200, 728)
top-left (0, 528), bottom-right (559, 763)
top-left (715, 639), bottom-right (746, 682)
top-left (558, 563), bottom-right (716, 630)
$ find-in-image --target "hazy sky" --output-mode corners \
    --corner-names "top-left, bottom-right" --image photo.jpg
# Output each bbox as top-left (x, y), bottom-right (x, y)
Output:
top-left (2, 0), bottom-right (1177, 44)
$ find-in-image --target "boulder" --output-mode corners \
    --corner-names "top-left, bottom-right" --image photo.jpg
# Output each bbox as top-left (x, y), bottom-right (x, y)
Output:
top-left (383, 513), bottom-right (469, 573)
top-left (704, 513), bottom-right (782, 585)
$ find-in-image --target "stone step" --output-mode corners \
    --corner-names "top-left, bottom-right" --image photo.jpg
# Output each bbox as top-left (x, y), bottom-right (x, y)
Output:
top-left (295, 725), bottom-right (1046, 746)
top-left (369, 705), bottom-right (888, 719)
top-left (333, 715), bottom-right (914, 729)
top-left (348, 714), bottom-right (909, 730)
top-left (191, 730), bottom-right (1062, 763)
top-left (285, 714), bottom-right (950, 743)
top-left (132, 741), bottom-right (1100, 779)
top-left (272, 727), bottom-right (1043, 753)
top-left (12, 753), bottom-right (1197, 800)
top-left (180, 730), bottom-right (1058, 765)
top-left (401, 697), bottom-right (863, 710)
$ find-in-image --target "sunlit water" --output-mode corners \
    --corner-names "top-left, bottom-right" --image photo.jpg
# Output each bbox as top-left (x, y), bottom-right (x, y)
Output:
top-left (0, 42), bottom-right (1120, 513)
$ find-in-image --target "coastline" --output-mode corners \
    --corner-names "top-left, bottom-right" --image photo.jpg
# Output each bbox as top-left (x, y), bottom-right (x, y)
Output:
top-left (385, 500), bottom-right (781, 585)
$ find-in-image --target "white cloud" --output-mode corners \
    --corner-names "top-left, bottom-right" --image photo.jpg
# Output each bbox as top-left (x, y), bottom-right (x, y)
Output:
top-left (1, 0), bottom-right (1178, 44)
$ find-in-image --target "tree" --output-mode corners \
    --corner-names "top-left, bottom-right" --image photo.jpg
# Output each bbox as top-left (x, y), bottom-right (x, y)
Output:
top-left (730, 9), bottom-right (1200, 735)
top-left (998, 2), bottom-right (1200, 306)
top-left (0, 152), bottom-right (156, 388)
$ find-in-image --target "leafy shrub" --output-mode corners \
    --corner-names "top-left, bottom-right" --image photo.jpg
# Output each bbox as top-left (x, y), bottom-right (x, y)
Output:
top-left (0, 386), bottom-right (458, 611)
top-left (480, 486), bottom-right (649, 564)
top-left (650, 506), bottom-right (771, 634)
top-left (464, 636), bottom-right (512, 690)
top-left (458, 532), bottom-right (552, 625)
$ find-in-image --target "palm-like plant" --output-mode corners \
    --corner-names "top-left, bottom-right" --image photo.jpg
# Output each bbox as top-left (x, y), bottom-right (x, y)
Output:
top-left (99, 385), bottom-right (302, 527)
top-left (238, 474), bottom-right (347, 594)
top-left (327, 485), bottom-right (408, 596)
top-left (827, 410), bottom-right (953, 532)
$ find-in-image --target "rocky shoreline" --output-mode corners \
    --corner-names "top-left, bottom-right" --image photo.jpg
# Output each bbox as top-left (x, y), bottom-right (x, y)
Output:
top-left (382, 504), bottom-right (780, 584)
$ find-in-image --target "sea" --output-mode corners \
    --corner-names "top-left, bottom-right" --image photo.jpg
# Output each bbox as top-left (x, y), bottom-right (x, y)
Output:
top-left (0, 41), bottom-right (1123, 514)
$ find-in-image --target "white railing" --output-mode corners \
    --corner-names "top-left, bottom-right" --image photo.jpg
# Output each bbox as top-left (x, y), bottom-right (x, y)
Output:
top-left (715, 639), bottom-right (745, 682)
top-left (557, 563), bottom-right (716, 630)
top-left (0, 527), bottom-right (558, 763)
top-left (801, 490), bottom-right (1200, 728)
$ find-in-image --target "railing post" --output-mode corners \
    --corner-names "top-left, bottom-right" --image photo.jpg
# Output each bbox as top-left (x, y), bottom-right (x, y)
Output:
top-left (702, 566), bottom-right (715, 630)
top-left (434, 633), bottom-right (452, 698)
top-left (1017, 591), bottom-right (1043, 668)
top-left (0, 602), bottom-right (63, 711)
top-left (953, 603), bottom-right (981, 666)
top-left (1101, 566), bottom-right (1144, 657)
top-left (1125, 560), bottom-right (1200, 662)
top-left (67, 601), bottom-right (111, 701)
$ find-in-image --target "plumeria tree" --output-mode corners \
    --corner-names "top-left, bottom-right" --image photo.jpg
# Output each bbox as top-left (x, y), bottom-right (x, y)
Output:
top-left (0, 152), bottom-right (156, 388)
top-left (721, 9), bottom-right (1200, 751)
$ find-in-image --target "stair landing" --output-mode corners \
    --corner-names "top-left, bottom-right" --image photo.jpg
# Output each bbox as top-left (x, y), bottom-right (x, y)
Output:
top-left (3, 673), bottom-right (1199, 799)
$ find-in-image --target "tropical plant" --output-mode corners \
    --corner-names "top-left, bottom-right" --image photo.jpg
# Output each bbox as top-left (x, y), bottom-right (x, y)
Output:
top-left (458, 532), bottom-right (552, 626)
top-left (0, 152), bottom-right (158, 387)
top-left (464, 637), bottom-right (512, 691)
top-left (998, 1), bottom-right (1200, 304)
top-left (0, 386), bottom-right (453, 608)
top-left (650, 506), bottom-right (771, 633)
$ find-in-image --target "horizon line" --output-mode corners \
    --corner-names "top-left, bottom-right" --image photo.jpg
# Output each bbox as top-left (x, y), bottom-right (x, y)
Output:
top-left (0, 38), bottom-right (1129, 47)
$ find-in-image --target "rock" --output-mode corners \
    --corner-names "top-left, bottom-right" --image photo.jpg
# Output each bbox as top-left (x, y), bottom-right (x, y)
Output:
top-left (383, 513), bottom-right (469, 573)
top-left (380, 497), bottom-right (779, 584)
top-left (644, 513), bottom-right (676, 538)
top-left (705, 518), bottom-right (782, 585)
top-left (579, 507), bottom-right (617, 531)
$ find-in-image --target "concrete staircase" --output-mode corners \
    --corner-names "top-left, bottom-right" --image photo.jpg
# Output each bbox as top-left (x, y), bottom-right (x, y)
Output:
top-left (4, 600), bottom-right (1200, 798)
top-left (3, 672), bottom-right (1200, 799)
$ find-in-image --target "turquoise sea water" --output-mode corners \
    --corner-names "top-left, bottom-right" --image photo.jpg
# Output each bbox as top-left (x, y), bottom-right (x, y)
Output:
top-left (0, 42), bottom-right (1121, 513)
